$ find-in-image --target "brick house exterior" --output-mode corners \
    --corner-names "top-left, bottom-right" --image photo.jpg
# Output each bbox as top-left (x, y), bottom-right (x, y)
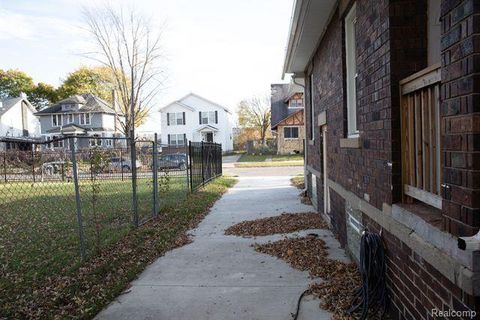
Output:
top-left (283, 0), bottom-right (480, 318)
top-left (271, 83), bottom-right (305, 155)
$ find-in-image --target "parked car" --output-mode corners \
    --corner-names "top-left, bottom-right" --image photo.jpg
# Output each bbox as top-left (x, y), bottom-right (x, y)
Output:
top-left (107, 157), bottom-right (142, 172)
top-left (42, 161), bottom-right (71, 175)
top-left (156, 153), bottom-right (187, 170)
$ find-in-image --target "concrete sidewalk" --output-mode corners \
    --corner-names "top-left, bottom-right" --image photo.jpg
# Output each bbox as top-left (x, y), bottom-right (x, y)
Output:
top-left (96, 172), bottom-right (348, 320)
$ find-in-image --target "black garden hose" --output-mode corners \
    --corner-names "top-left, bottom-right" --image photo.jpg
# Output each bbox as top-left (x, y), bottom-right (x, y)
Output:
top-left (347, 230), bottom-right (388, 319)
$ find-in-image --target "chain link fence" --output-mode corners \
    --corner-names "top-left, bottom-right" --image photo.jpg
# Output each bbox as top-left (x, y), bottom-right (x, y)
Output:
top-left (0, 135), bottom-right (196, 288)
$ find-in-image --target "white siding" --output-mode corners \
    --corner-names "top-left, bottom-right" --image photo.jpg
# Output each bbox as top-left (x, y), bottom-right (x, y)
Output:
top-left (160, 94), bottom-right (233, 151)
top-left (0, 101), bottom-right (40, 137)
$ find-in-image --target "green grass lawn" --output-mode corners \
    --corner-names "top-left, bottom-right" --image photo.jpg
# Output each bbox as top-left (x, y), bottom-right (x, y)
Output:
top-left (0, 174), bottom-right (223, 319)
top-left (271, 154), bottom-right (303, 162)
top-left (237, 153), bottom-right (304, 164)
top-left (237, 154), bottom-right (269, 162)
top-left (235, 154), bottom-right (304, 168)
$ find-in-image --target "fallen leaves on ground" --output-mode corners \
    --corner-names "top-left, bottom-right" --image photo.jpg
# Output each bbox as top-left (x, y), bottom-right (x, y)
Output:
top-left (299, 190), bottom-right (312, 205)
top-left (0, 177), bottom-right (236, 320)
top-left (254, 236), bottom-right (361, 319)
top-left (224, 213), bottom-right (328, 237)
top-left (290, 175), bottom-right (305, 189)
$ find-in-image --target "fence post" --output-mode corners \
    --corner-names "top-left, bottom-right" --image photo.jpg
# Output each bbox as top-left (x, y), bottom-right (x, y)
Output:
top-left (201, 141), bottom-right (205, 187)
top-left (3, 150), bottom-right (7, 183)
top-left (70, 137), bottom-right (86, 261)
top-left (31, 147), bottom-right (36, 183)
top-left (188, 141), bottom-right (193, 192)
top-left (130, 132), bottom-right (139, 227)
top-left (120, 148), bottom-right (124, 181)
top-left (184, 143), bottom-right (189, 195)
top-left (152, 134), bottom-right (159, 218)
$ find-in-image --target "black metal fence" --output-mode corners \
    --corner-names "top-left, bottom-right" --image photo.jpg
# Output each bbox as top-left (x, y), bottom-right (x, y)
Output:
top-left (188, 141), bottom-right (222, 191)
top-left (0, 134), bottom-right (194, 276)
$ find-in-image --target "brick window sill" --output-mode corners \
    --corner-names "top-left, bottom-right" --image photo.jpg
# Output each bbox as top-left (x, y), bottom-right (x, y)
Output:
top-left (340, 136), bottom-right (361, 149)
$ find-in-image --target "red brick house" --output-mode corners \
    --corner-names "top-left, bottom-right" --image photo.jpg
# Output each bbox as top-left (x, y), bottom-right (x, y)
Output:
top-left (283, 0), bottom-right (480, 318)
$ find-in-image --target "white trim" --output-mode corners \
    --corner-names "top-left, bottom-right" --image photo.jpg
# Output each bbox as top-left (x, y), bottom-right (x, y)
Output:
top-left (345, 2), bottom-right (358, 137)
top-left (51, 114), bottom-right (62, 127)
top-left (322, 126), bottom-right (330, 214)
top-left (66, 113), bottom-right (75, 124)
top-left (200, 111), bottom-right (216, 125)
top-left (309, 73), bottom-right (315, 141)
top-left (169, 133), bottom-right (186, 147)
top-left (79, 113), bottom-right (91, 125)
top-left (159, 93), bottom-right (232, 114)
top-left (168, 112), bottom-right (185, 126)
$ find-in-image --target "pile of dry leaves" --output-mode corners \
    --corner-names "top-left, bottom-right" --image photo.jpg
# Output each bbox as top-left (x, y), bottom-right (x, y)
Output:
top-left (224, 213), bottom-right (328, 237)
top-left (254, 236), bottom-right (361, 319)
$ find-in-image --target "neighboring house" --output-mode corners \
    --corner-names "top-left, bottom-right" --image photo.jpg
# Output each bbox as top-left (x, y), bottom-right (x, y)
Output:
top-left (283, 0), bottom-right (480, 318)
top-left (35, 93), bottom-right (123, 149)
top-left (0, 93), bottom-right (41, 150)
top-left (159, 93), bottom-right (233, 152)
top-left (270, 82), bottom-right (305, 154)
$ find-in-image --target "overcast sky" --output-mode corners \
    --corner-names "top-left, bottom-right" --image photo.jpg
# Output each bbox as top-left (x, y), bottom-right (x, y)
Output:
top-left (0, 0), bottom-right (293, 132)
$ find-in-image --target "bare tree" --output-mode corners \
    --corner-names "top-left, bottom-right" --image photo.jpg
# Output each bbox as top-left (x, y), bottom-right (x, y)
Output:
top-left (82, 5), bottom-right (165, 137)
top-left (237, 96), bottom-right (271, 144)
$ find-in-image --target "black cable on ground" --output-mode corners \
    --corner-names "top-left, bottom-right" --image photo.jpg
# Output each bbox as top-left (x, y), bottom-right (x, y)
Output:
top-left (292, 289), bottom-right (309, 320)
top-left (347, 230), bottom-right (388, 319)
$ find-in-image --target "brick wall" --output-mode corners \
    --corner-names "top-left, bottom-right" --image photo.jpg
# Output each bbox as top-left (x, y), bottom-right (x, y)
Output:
top-left (303, 0), bottom-right (480, 318)
top-left (364, 215), bottom-right (479, 319)
top-left (305, 0), bottom-right (427, 243)
top-left (441, 0), bottom-right (480, 237)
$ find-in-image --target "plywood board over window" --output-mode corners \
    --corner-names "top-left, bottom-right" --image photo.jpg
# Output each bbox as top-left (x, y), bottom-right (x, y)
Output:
top-left (400, 65), bottom-right (442, 209)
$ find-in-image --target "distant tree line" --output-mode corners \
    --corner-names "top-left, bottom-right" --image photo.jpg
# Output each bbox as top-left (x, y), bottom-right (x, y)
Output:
top-left (0, 66), bottom-right (116, 110)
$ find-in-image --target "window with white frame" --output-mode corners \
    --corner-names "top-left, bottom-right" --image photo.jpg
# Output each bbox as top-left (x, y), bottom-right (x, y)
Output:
top-left (200, 111), bottom-right (217, 125)
top-left (345, 2), bottom-right (358, 137)
top-left (66, 114), bottom-right (75, 124)
top-left (168, 134), bottom-right (186, 146)
top-left (90, 135), bottom-right (102, 147)
top-left (284, 127), bottom-right (299, 139)
top-left (167, 112), bottom-right (185, 126)
top-left (80, 113), bottom-right (91, 125)
top-left (104, 134), bottom-right (113, 147)
top-left (52, 114), bottom-right (63, 127)
top-left (289, 99), bottom-right (303, 109)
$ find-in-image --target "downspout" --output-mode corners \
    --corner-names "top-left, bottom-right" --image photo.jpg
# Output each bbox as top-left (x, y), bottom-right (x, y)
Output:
top-left (291, 74), bottom-right (307, 189)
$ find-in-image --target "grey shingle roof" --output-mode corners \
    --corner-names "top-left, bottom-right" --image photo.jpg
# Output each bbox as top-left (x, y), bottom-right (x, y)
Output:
top-left (270, 83), bottom-right (304, 129)
top-left (46, 123), bottom-right (110, 134)
top-left (36, 93), bottom-right (116, 115)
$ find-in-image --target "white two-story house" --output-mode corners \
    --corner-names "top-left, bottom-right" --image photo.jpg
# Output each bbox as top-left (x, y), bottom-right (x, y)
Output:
top-left (159, 93), bottom-right (233, 152)
top-left (0, 93), bottom-right (41, 150)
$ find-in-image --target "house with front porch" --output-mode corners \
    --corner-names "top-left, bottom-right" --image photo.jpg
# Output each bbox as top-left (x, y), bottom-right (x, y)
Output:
top-left (35, 93), bottom-right (123, 149)
top-left (270, 81), bottom-right (305, 155)
top-left (283, 0), bottom-right (480, 318)
top-left (159, 93), bottom-right (233, 152)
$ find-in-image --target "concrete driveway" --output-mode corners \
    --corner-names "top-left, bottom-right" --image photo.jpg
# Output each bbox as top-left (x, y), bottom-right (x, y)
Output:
top-left (96, 168), bottom-right (347, 320)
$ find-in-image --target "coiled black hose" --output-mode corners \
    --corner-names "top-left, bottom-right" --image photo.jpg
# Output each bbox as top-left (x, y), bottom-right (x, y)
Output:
top-left (347, 230), bottom-right (388, 319)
